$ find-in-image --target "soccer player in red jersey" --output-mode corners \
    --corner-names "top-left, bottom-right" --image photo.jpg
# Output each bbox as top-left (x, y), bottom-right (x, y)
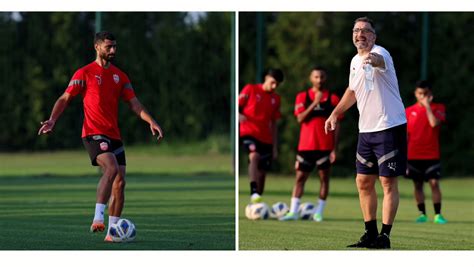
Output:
top-left (38, 31), bottom-right (164, 242)
top-left (280, 66), bottom-right (342, 222)
top-left (405, 80), bottom-right (447, 224)
top-left (239, 68), bottom-right (284, 203)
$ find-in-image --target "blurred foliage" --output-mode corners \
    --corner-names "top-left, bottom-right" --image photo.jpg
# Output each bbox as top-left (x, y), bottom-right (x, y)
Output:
top-left (0, 12), bottom-right (232, 151)
top-left (239, 12), bottom-right (474, 176)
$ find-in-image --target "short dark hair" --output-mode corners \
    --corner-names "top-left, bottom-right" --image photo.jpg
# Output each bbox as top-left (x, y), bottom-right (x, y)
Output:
top-left (310, 66), bottom-right (327, 76)
top-left (354, 17), bottom-right (375, 32)
top-left (94, 31), bottom-right (116, 44)
top-left (416, 80), bottom-right (432, 90)
top-left (263, 68), bottom-right (284, 83)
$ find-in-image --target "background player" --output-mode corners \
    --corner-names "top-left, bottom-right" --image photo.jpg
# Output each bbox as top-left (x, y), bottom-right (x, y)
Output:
top-left (38, 31), bottom-right (164, 242)
top-left (239, 68), bottom-right (284, 203)
top-left (405, 80), bottom-right (447, 224)
top-left (280, 66), bottom-right (342, 222)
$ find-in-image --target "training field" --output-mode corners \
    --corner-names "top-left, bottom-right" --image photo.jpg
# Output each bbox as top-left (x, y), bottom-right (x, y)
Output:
top-left (0, 145), bottom-right (234, 250)
top-left (239, 175), bottom-right (474, 250)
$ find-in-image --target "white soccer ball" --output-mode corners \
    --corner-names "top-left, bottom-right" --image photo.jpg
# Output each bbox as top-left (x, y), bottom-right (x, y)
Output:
top-left (269, 202), bottom-right (289, 219)
top-left (108, 218), bottom-right (136, 242)
top-left (298, 202), bottom-right (316, 220)
top-left (245, 203), bottom-right (269, 220)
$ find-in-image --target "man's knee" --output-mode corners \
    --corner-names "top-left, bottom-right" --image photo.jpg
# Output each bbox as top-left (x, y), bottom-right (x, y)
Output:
top-left (356, 175), bottom-right (376, 191)
top-left (249, 152), bottom-right (261, 163)
top-left (380, 177), bottom-right (398, 193)
top-left (429, 179), bottom-right (439, 189)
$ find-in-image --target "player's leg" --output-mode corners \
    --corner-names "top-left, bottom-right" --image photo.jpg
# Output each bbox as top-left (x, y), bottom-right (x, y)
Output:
top-left (429, 179), bottom-right (447, 224)
top-left (413, 180), bottom-right (428, 222)
top-left (248, 151), bottom-right (262, 202)
top-left (347, 173), bottom-right (378, 248)
top-left (92, 152), bottom-right (119, 232)
top-left (104, 165), bottom-right (126, 241)
top-left (280, 170), bottom-right (310, 221)
top-left (314, 168), bottom-right (330, 222)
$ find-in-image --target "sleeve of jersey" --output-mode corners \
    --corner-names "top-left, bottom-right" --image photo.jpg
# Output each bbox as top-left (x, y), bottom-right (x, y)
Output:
top-left (65, 69), bottom-right (86, 96)
top-left (238, 85), bottom-right (251, 108)
top-left (121, 74), bottom-right (136, 101)
top-left (435, 104), bottom-right (446, 123)
top-left (294, 93), bottom-right (305, 116)
top-left (332, 94), bottom-right (344, 120)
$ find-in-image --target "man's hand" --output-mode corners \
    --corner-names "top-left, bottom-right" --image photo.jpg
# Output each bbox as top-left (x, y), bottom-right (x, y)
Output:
top-left (324, 114), bottom-right (338, 134)
top-left (38, 119), bottom-right (56, 135)
top-left (420, 94), bottom-right (433, 108)
top-left (150, 122), bottom-right (164, 142)
top-left (329, 150), bottom-right (337, 164)
top-left (313, 90), bottom-right (323, 104)
top-left (363, 52), bottom-right (385, 68)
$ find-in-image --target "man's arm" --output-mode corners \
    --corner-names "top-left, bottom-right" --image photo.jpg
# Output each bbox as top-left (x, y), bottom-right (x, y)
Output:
top-left (364, 52), bottom-right (385, 69)
top-left (324, 87), bottom-right (356, 134)
top-left (38, 92), bottom-right (74, 135)
top-left (296, 90), bottom-right (323, 124)
top-left (330, 121), bottom-right (341, 163)
top-left (127, 97), bottom-right (164, 142)
top-left (420, 95), bottom-right (440, 127)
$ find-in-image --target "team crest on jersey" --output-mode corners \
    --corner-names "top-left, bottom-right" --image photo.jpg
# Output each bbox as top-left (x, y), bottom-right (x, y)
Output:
top-left (95, 75), bottom-right (102, 85)
top-left (113, 74), bottom-right (120, 84)
top-left (99, 142), bottom-right (109, 151)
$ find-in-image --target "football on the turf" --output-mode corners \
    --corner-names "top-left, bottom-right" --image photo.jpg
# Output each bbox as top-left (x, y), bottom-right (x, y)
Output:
top-left (108, 218), bottom-right (136, 242)
top-left (269, 202), bottom-right (289, 219)
top-left (245, 203), bottom-right (269, 220)
top-left (298, 202), bottom-right (316, 220)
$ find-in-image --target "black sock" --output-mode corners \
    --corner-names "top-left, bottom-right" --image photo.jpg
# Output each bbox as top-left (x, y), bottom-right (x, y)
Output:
top-left (434, 203), bottom-right (441, 214)
top-left (417, 203), bottom-right (426, 215)
top-left (364, 220), bottom-right (378, 238)
top-left (250, 182), bottom-right (258, 195)
top-left (381, 224), bottom-right (392, 236)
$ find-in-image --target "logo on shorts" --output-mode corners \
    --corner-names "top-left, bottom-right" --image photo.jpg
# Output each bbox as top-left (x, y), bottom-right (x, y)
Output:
top-left (388, 162), bottom-right (397, 171)
top-left (99, 142), bottom-right (109, 151)
top-left (249, 144), bottom-right (256, 152)
top-left (113, 74), bottom-right (120, 84)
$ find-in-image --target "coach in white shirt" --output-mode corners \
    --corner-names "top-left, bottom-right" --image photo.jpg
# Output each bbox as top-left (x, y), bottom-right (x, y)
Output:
top-left (325, 17), bottom-right (407, 249)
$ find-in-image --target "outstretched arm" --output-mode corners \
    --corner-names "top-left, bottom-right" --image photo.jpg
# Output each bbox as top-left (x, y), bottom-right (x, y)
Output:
top-left (127, 97), bottom-right (164, 142)
top-left (38, 92), bottom-right (74, 135)
top-left (324, 87), bottom-right (356, 134)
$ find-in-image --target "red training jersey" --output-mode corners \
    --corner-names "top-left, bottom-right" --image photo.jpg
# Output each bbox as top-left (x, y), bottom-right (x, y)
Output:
top-left (239, 84), bottom-right (281, 144)
top-left (294, 88), bottom-right (341, 151)
top-left (65, 62), bottom-right (136, 140)
top-left (406, 103), bottom-right (446, 160)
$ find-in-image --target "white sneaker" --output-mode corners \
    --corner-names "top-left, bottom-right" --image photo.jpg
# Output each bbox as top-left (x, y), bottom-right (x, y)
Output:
top-left (250, 193), bottom-right (262, 203)
top-left (313, 213), bottom-right (323, 222)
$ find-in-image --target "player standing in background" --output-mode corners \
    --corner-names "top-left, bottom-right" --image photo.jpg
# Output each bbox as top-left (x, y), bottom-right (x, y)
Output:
top-left (325, 17), bottom-right (406, 249)
top-left (239, 68), bottom-right (284, 204)
top-left (280, 66), bottom-right (342, 222)
top-left (405, 80), bottom-right (447, 224)
top-left (38, 31), bottom-right (164, 242)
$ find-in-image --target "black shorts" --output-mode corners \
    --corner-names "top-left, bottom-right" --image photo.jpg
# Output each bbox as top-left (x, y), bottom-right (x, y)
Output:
top-left (356, 124), bottom-right (407, 177)
top-left (405, 160), bottom-right (441, 181)
top-left (82, 135), bottom-right (126, 166)
top-left (240, 136), bottom-right (273, 171)
top-left (295, 150), bottom-right (331, 172)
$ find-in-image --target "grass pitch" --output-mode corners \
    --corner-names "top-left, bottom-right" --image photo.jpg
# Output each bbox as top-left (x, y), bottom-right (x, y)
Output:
top-left (239, 174), bottom-right (474, 250)
top-left (0, 147), bottom-right (234, 250)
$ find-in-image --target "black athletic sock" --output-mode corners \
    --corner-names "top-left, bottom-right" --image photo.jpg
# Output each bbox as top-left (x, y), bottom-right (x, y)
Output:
top-left (250, 182), bottom-right (258, 195)
top-left (364, 220), bottom-right (378, 238)
top-left (434, 203), bottom-right (441, 214)
top-left (381, 224), bottom-right (392, 236)
top-left (417, 203), bottom-right (426, 215)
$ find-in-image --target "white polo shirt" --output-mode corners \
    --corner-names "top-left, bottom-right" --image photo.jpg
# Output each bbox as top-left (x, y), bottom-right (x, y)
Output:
top-left (349, 44), bottom-right (406, 133)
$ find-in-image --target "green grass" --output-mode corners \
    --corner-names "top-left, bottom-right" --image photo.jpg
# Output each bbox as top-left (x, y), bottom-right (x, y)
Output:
top-left (239, 175), bottom-right (474, 250)
top-left (0, 148), bottom-right (234, 250)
